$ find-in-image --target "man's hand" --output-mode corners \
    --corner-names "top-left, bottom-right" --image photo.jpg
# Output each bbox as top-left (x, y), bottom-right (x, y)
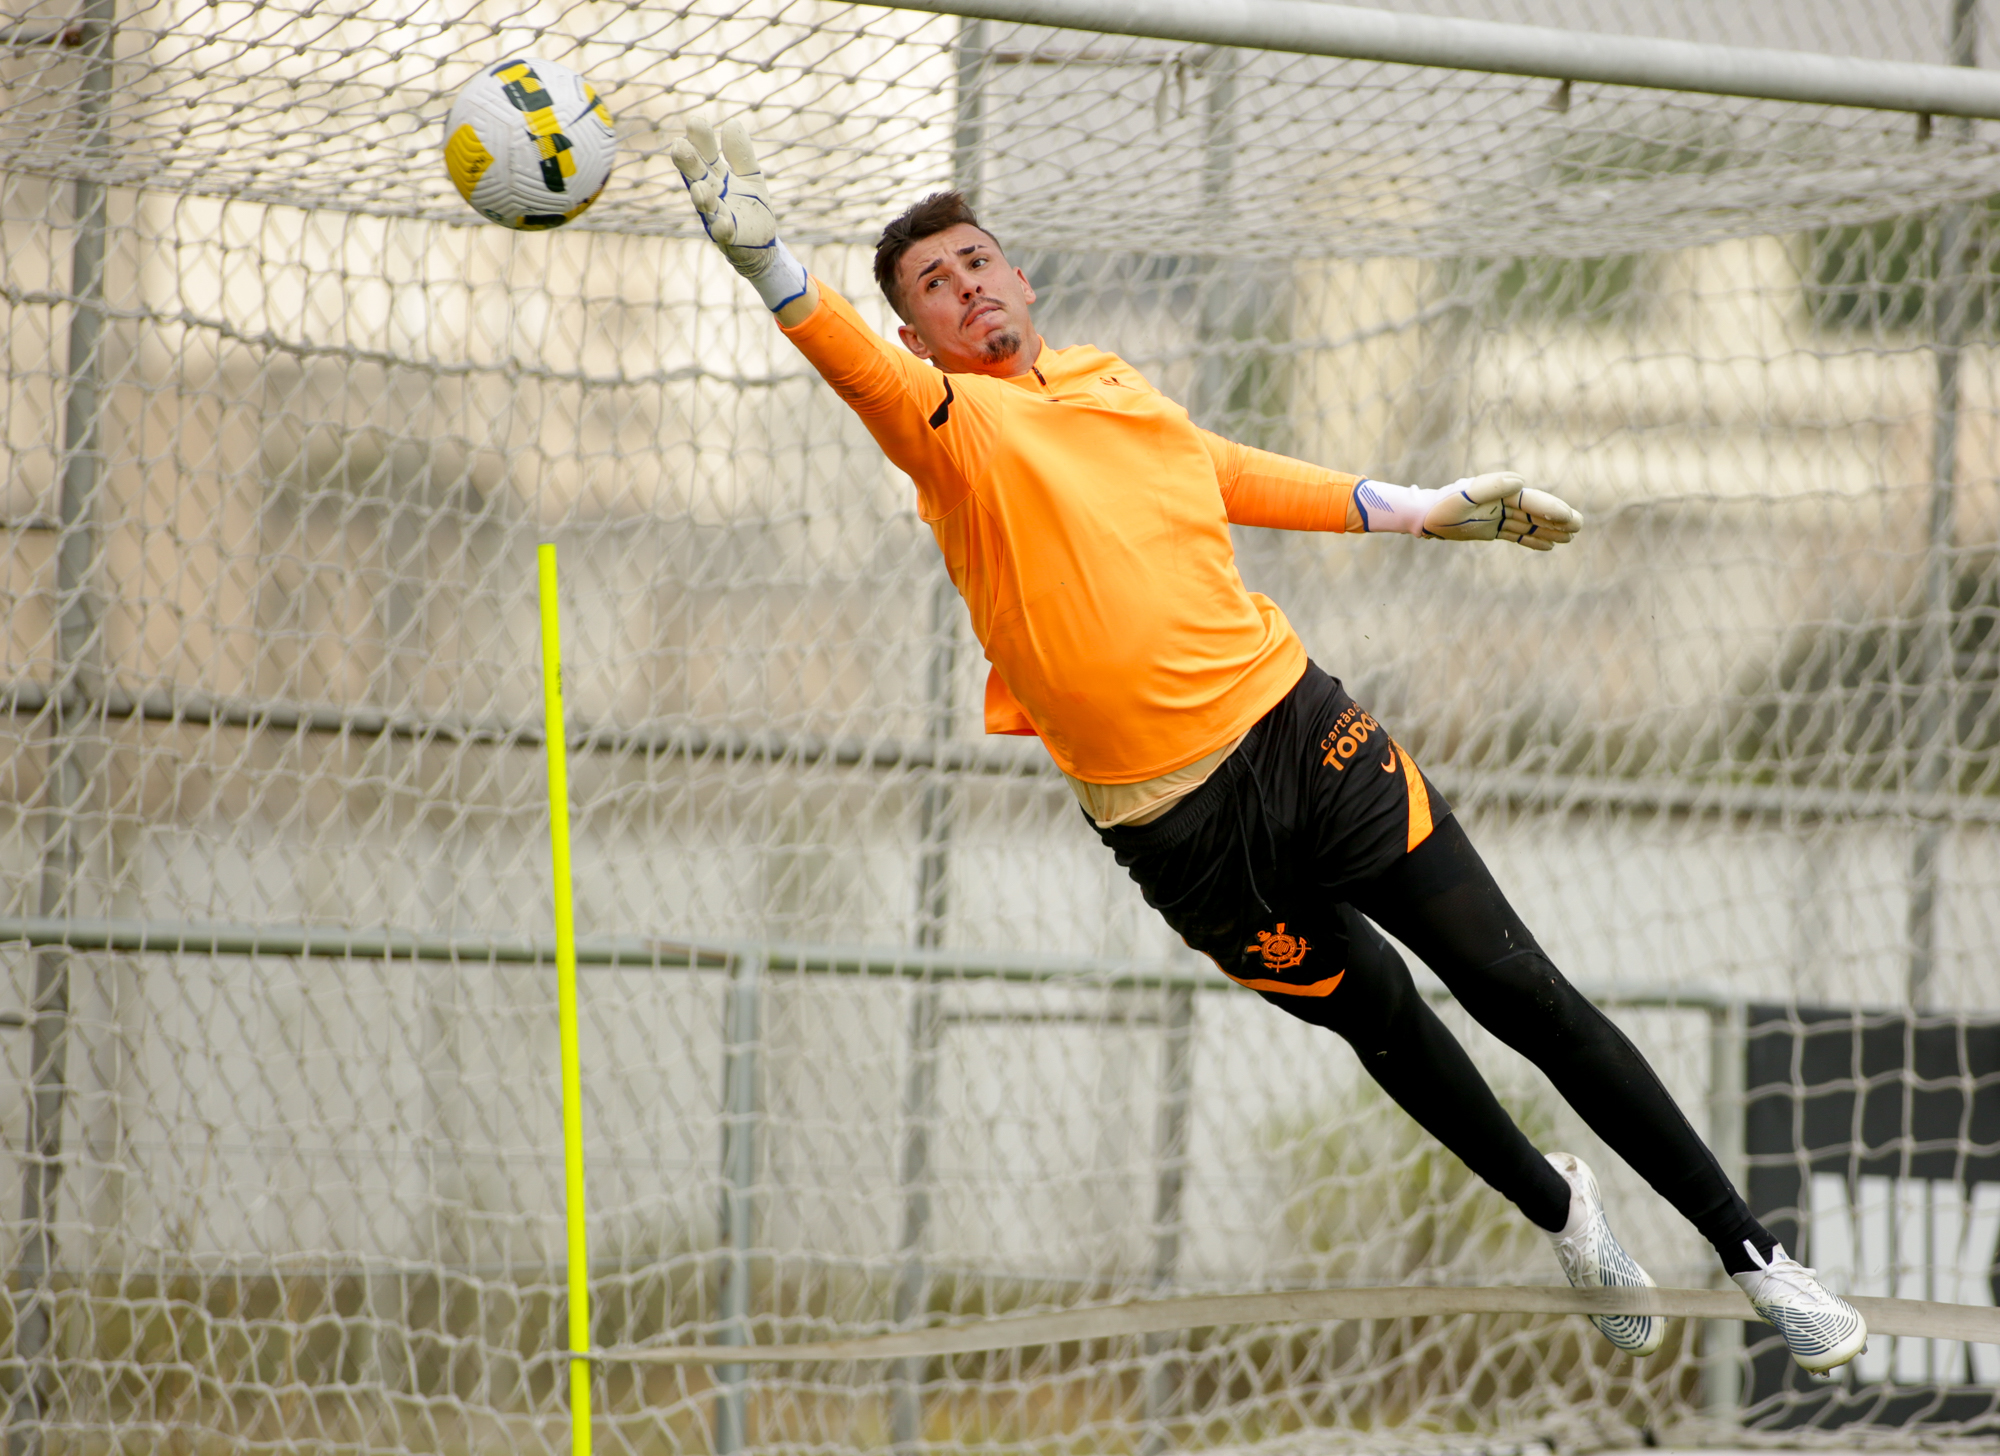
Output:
top-left (669, 116), bottom-right (811, 315)
top-left (1422, 472), bottom-right (1583, 551)
top-left (1351, 472), bottom-right (1583, 550)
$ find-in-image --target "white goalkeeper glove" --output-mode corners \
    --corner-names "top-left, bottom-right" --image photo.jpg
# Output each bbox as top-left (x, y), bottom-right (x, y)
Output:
top-left (1353, 472), bottom-right (1582, 551)
top-left (668, 116), bottom-right (809, 313)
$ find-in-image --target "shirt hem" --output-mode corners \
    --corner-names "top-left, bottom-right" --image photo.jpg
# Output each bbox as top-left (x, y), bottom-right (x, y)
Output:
top-left (1041, 646), bottom-right (1309, 785)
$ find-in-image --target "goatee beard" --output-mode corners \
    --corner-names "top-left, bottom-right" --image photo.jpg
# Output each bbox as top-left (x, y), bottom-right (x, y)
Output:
top-left (978, 328), bottom-right (1023, 364)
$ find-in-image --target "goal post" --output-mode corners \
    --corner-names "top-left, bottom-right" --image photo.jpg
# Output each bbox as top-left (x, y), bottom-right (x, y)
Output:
top-left (0, 1), bottom-right (1998, 1453)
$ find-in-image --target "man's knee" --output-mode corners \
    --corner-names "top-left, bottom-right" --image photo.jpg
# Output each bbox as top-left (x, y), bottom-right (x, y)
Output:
top-left (1452, 947), bottom-right (1615, 1048)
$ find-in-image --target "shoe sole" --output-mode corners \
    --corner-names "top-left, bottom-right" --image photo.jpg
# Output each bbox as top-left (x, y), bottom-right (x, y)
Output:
top-left (1589, 1241), bottom-right (1663, 1355)
top-left (1757, 1303), bottom-right (1868, 1374)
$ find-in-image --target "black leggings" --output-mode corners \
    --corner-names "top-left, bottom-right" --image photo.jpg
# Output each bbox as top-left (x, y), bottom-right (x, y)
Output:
top-left (1285, 815), bottom-right (1767, 1264)
top-left (1095, 665), bottom-right (1770, 1270)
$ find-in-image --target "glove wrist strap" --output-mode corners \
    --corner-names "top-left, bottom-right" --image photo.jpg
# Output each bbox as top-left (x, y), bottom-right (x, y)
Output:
top-left (1352, 479), bottom-right (1438, 536)
top-left (741, 238), bottom-right (809, 313)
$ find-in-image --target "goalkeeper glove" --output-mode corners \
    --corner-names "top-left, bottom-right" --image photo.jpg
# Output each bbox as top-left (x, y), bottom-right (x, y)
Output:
top-left (1353, 472), bottom-right (1582, 551)
top-left (668, 116), bottom-right (809, 313)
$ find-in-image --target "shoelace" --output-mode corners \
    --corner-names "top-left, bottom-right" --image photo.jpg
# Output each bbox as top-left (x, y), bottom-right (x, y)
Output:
top-left (1744, 1241), bottom-right (1822, 1297)
top-left (1556, 1213), bottom-right (1604, 1274)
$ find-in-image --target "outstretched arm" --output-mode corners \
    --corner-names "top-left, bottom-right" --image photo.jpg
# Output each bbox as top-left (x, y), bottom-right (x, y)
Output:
top-left (1202, 430), bottom-right (1582, 550)
top-left (670, 116), bottom-right (973, 514)
top-left (669, 117), bottom-right (818, 322)
top-left (1202, 432), bottom-right (1362, 532)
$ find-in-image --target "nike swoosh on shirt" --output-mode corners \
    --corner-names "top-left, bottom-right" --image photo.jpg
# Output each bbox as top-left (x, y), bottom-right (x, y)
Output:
top-left (1381, 746), bottom-right (1399, 773)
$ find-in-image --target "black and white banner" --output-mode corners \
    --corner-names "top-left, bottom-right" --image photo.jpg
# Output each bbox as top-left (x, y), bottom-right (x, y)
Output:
top-left (1746, 1008), bottom-right (2000, 1427)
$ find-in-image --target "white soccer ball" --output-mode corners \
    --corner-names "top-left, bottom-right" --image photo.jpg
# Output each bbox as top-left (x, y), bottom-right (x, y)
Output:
top-left (444, 57), bottom-right (615, 230)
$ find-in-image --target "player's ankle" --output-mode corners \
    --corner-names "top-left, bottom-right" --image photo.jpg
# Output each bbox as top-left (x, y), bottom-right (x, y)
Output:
top-left (1713, 1224), bottom-right (1778, 1275)
top-left (1542, 1151), bottom-right (1593, 1237)
top-left (1524, 1164), bottom-right (1571, 1234)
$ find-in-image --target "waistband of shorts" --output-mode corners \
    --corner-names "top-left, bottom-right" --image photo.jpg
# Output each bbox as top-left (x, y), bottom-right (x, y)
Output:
top-left (1090, 661), bottom-right (1325, 853)
top-left (1092, 723), bottom-right (1260, 853)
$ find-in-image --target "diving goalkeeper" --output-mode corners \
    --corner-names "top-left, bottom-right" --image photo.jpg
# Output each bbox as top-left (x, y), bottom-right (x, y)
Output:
top-left (671, 118), bottom-right (1865, 1374)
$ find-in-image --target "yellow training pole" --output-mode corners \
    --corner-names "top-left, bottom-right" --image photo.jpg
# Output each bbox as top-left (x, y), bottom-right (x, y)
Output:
top-left (538, 543), bottom-right (592, 1456)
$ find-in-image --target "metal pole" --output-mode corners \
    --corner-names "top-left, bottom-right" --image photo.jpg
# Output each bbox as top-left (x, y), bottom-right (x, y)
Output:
top-left (912, 574), bottom-right (961, 961)
top-left (892, 482), bottom-right (962, 1456)
top-left (951, 18), bottom-right (987, 212)
top-left (1141, 985), bottom-right (1195, 1456)
top-left (888, 439), bottom-right (959, 1455)
top-left (1191, 46), bottom-right (1238, 431)
top-left (892, 23), bottom-right (983, 1452)
top-left (1906, 0), bottom-right (1978, 1013)
top-left (889, 984), bottom-right (943, 1456)
top-left (714, 953), bottom-right (763, 1456)
top-left (11, 2), bottom-right (115, 1449)
top-left (858, 0), bottom-right (2000, 121)
top-left (1701, 1000), bottom-right (1747, 1429)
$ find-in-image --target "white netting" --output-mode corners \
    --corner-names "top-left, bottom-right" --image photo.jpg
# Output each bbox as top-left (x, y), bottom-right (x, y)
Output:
top-left (0, 0), bottom-right (1997, 1452)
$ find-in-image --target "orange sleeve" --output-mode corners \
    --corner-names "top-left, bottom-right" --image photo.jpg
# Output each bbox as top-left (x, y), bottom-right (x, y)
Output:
top-left (780, 281), bottom-right (976, 519)
top-left (1202, 430), bottom-right (1359, 533)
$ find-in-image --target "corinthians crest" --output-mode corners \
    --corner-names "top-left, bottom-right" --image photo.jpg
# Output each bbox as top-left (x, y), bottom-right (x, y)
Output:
top-left (1246, 922), bottom-right (1310, 971)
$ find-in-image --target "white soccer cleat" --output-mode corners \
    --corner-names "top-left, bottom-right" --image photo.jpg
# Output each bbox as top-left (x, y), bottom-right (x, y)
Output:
top-left (1544, 1152), bottom-right (1664, 1356)
top-left (1732, 1242), bottom-right (1868, 1375)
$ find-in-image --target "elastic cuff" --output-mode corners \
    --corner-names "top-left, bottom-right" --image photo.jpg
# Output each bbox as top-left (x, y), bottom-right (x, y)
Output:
top-left (746, 239), bottom-right (809, 313)
top-left (1352, 478), bottom-right (1436, 536)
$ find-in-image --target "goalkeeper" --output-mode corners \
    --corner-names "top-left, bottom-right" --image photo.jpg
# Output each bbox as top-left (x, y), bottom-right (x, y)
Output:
top-left (672, 119), bottom-right (1865, 1374)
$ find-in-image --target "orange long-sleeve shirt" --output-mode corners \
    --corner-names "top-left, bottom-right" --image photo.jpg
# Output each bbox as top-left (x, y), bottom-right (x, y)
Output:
top-left (782, 282), bottom-right (1358, 784)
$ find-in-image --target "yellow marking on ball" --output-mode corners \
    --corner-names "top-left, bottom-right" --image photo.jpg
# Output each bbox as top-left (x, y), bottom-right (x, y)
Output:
top-left (535, 132), bottom-right (579, 178)
top-left (491, 60), bottom-right (575, 190)
top-left (496, 62), bottom-right (566, 137)
top-left (444, 123), bottom-right (494, 203)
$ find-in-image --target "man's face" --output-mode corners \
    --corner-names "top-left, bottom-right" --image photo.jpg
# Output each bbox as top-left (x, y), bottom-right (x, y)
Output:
top-left (894, 223), bottom-right (1040, 377)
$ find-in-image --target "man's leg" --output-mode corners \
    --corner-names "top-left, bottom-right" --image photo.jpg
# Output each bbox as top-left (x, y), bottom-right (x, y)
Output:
top-left (1244, 889), bottom-right (1667, 1356)
top-left (1093, 668), bottom-right (1572, 1237)
top-left (1258, 904), bottom-right (1571, 1234)
top-left (1102, 669), bottom-right (1860, 1368)
top-left (1341, 814), bottom-right (1775, 1274)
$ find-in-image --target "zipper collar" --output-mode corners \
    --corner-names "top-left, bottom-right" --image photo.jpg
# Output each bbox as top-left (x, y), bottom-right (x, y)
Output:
top-left (996, 337), bottom-right (1053, 394)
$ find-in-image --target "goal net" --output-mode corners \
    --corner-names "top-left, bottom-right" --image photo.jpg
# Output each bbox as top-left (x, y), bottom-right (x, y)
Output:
top-left (0, 0), bottom-right (1997, 1451)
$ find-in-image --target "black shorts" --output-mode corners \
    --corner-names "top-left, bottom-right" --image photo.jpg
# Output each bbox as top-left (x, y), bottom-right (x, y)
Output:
top-left (1095, 661), bottom-right (1449, 999)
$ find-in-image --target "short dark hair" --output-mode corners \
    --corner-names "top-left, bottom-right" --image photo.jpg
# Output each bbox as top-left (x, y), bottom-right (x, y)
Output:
top-left (873, 191), bottom-right (1002, 320)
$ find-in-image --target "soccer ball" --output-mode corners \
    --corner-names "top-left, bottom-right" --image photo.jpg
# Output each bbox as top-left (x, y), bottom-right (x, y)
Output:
top-left (444, 57), bottom-right (615, 230)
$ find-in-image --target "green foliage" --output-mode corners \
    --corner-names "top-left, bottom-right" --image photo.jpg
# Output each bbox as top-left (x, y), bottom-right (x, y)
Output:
top-left (1799, 215), bottom-right (1936, 332)
top-left (1444, 253), bottom-right (1650, 327)
top-left (1493, 254), bottom-right (1647, 322)
top-left (1539, 120), bottom-right (1750, 188)
top-left (1441, 119), bottom-right (1753, 328)
top-left (1020, 249), bottom-right (1292, 451)
top-left (1226, 1086), bottom-right (1694, 1444)
top-left (1797, 202), bottom-right (2000, 335)
top-left (1200, 270), bottom-right (1293, 454)
top-left (1448, 255), bottom-right (1648, 326)
top-left (1266, 1080), bottom-right (1557, 1284)
top-left (1719, 550), bottom-right (2000, 794)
